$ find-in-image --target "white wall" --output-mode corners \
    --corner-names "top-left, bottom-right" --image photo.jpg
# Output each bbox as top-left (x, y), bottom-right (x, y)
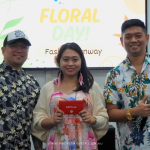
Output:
top-left (28, 1), bottom-right (150, 149)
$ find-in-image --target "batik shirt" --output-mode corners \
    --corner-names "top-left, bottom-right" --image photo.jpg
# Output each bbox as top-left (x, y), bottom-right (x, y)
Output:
top-left (104, 54), bottom-right (150, 150)
top-left (0, 61), bottom-right (40, 150)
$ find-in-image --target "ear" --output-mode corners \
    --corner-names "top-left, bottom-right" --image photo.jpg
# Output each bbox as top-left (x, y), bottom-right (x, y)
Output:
top-left (1, 47), bottom-right (5, 56)
top-left (146, 34), bottom-right (149, 44)
top-left (120, 37), bottom-right (124, 47)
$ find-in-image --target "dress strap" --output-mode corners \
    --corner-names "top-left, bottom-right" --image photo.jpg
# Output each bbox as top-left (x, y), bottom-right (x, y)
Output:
top-left (75, 92), bottom-right (77, 100)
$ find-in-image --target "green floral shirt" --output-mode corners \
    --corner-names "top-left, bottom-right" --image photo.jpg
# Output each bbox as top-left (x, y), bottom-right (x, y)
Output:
top-left (104, 54), bottom-right (150, 150)
top-left (0, 61), bottom-right (40, 150)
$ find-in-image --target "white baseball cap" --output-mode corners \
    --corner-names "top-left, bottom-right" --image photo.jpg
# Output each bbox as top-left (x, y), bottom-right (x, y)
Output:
top-left (3, 30), bottom-right (31, 46)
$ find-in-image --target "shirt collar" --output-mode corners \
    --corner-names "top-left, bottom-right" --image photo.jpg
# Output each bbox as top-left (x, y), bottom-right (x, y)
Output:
top-left (144, 53), bottom-right (150, 65)
top-left (0, 61), bottom-right (24, 75)
top-left (122, 53), bottom-right (150, 71)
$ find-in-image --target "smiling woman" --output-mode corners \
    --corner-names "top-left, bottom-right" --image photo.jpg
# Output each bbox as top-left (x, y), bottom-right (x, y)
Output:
top-left (59, 49), bottom-right (82, 85)
top-left (55, 43), bottom-right (93, 93)
top-left (31, 42), bottom-right (109, 150)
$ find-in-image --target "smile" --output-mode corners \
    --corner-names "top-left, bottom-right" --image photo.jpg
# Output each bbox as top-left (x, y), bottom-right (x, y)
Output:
top-left (14, 55), bottom-right (23, 58)
top-left (130, 45), bottom-right (139, 47)
top-left (67, 69), bottom-right (74, 72)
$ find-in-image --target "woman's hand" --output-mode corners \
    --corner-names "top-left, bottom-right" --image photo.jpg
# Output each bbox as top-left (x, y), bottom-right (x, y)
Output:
top-left (79, 110), bottom-right (96, 125)
top-left (52, 109), bottom-right (64, 125)
top-left (41, 109), bottom-right (64, 129)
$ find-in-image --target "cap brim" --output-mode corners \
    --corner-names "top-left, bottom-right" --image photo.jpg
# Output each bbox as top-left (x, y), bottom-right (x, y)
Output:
top-left (6, 38), bottom-right (31, 46)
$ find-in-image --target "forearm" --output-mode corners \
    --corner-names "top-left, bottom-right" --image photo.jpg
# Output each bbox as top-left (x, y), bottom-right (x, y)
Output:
top-left (41, 118), bottom-right (55, 130)
top-left (108, 109), bottom-right (128, 122)
top-left (32, 135), bottom-right (43, 150)
top-left (92, 116), bottom-right (108, 129)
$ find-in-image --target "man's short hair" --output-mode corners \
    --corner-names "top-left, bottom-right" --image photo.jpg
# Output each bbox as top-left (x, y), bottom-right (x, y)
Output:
top-left (121, 19), bottom-right (147, 35)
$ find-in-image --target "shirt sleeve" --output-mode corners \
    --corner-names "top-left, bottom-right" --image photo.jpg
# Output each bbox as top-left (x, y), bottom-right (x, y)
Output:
top-left (34, 80), bottom-right (41, 107)
top-left (103, 70), bottom-right (120, 106)
top-left (31, 81), bottom-right (53, 143)
top-left (90, 82), bottom-right (109, 140)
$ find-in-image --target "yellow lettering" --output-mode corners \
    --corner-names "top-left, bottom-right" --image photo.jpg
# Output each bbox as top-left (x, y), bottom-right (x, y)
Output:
top-left (70, 8), bottom-right (81, 23)
top-left (50, 9), bottom-right (57, 23)
top-left (81, 8), bottom-right (91, 23)
top-left (40, 8), bottom-right (100, 23)
top-left (93, 9), bottom-right (100, 22)
top-left (58, 9), bottom-right (69, 23)
top-left (40, 8), bottom-right (50, 23)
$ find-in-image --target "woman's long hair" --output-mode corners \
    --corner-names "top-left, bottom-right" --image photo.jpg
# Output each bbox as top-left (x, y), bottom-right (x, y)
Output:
top-left (56, 42), bottom-right (93, 93)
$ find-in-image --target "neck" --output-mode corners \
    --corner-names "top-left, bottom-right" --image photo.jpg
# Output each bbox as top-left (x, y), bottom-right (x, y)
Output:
top-left (62, 76), bottom-right (78, 85)
top-left (127, 53), bottom-right (145, 74)
top-left (128, 53), bottom-right (145, 66)
top-left (4, 61), bottom-right (21, 71)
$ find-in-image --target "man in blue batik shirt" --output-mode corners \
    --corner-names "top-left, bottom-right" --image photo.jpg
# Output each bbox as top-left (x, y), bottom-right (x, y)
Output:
top-left (0, 30), bottom-right (42, 150)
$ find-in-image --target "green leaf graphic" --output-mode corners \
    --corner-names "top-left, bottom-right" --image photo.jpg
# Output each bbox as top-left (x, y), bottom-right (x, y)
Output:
top-left (0, 34), bottom-right (7, 40)
top-left (0, 17), bottom-right (23, 35)
top-left (0, 1), bottom-right (8, 4)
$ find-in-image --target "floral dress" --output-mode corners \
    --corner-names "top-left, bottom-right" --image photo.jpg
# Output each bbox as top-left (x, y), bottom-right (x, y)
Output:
top-left (46, 81), bottom-right (97, 150)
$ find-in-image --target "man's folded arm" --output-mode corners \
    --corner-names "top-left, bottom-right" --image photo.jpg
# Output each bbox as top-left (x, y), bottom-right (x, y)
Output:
top-left (32, 135), bottom-right (43, 150)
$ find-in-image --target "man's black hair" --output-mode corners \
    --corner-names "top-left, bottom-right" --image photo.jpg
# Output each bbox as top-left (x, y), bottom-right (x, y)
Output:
top-left (121, 19), bottom-right (147, 35)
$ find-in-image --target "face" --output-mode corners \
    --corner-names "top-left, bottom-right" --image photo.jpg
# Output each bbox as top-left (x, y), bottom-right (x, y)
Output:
top-left (120, 26), bottom-right (149, 57)
top-left (60, 49), bottom-right (81, 78)
top-left (1, 40), bottom-right (29, 70)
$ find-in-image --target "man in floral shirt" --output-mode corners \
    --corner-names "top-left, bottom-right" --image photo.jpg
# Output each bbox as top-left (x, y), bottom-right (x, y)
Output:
top-left (104, 19), bottom-right (150, 150)
top-left (0, 30), bottom-right (42, 150)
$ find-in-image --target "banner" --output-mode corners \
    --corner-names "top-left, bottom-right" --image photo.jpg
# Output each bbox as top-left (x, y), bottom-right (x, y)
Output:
top-left (0, 0), bottom-right (145, 68)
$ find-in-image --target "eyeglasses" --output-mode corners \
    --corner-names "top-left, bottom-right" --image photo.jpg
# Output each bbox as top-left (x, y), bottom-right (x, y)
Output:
top-left (7, 44), bottom-right (29, 52)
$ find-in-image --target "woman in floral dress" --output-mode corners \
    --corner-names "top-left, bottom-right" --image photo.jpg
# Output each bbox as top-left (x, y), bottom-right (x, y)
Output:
top-left (32, 43), bottom-right (108, 150)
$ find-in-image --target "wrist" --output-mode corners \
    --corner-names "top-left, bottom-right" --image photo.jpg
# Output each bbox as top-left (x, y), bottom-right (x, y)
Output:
top-left (50, 118), bottom-right (55, 126)
top-left (90, 117), bottom-right (96, 125)
top-left (126, 108), bottom-right (135, 120)
top-left (130, 107), bottom-right (137, 117)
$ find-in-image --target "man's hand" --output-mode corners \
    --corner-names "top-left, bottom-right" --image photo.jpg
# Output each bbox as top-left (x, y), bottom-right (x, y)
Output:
top-left (131, 95), bottom-right (150, 117)
top-left (32, 135), bottom-right (43, 150)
